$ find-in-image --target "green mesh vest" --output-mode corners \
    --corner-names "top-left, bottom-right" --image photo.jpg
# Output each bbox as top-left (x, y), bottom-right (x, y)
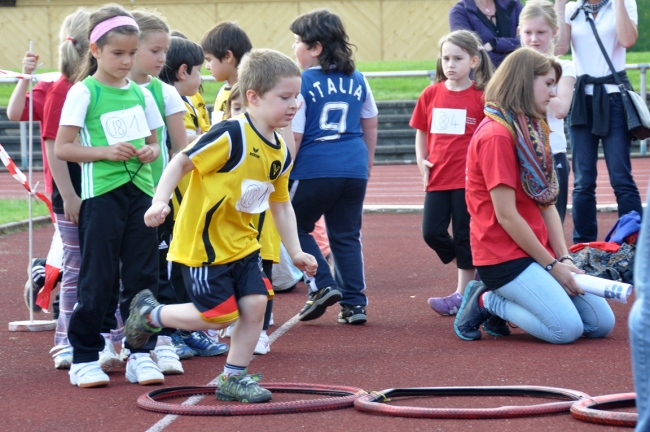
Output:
top-left (79, 77), bottom-right (155, 199)
top-left (145, 77), bottom-right (167, 186)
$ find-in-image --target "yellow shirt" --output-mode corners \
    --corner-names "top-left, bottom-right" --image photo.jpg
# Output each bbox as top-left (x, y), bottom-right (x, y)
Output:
top-left (212, 85), bottom-right (231, 124)
top-left (183, 93), bottom-right (210, 134)
top-left (169, 113), bottom-right (292, 266)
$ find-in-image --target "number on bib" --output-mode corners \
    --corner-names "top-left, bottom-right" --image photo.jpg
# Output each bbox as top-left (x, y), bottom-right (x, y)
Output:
top-left (100, 105), bottom-right (151, 145)
top-left (431, 108), bottom-right (467, 135)
top-left (236, 179), bottom-right (275, 214)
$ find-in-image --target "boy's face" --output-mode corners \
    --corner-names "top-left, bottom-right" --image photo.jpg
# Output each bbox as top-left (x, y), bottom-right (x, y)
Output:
top-left (205, 52), bottom-right (233, 82)
top-left (292, 34), bottom-right (320, 70)
top-left (250, 76), bottom-right (301, 129)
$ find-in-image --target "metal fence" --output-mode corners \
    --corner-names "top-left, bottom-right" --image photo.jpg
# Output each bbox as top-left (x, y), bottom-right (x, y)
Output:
top-left (3, 64), bottom-right (649, 167)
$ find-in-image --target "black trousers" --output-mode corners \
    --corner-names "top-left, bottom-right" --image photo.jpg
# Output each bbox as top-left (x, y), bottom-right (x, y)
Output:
top-left (421, 189), bottom-right (473, 270)
top-left (69, 182), bottom-right (159, 363)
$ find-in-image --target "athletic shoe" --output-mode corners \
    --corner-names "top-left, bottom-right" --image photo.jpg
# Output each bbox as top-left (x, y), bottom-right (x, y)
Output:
top-left (215, 370), bottom-right (272, 403)
top-left (124, 289), bottom-right (162, 349)
top-left (119, 345), bottom-right (131, 363)
top-left (152, 336), bottom-right (184, 375)
top-left (253, 331), bottom-right (270, 355)
top-left (98, 336), bottom-right (123, 372)
top-left (24, 258), bottom-right (45, 313)
top-left (483, 314), bottom-right (511, 337)
top-left (454, 280), bottom-right (491, 341)
top-left (298, 285), bottom-right (342, 321)
top-left (125, 353), bottom-right (165, 385)
top-left (338, 305), bottom-right (367, 325)
top-left (69, 361), bottom-right (110, 388)
top-left (171, 331), bottom-right (194, 360)
top-left (182, 331), bottom-right (229, 357)
top-left (218, 323), bottom-right (235, 338)
top-left (427, 292), bottom-right (463, 316)
top-left (50, 345), bottom-right (73, 370)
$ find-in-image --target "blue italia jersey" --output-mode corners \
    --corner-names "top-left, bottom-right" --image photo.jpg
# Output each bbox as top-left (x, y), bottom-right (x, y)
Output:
top-left (291, 68), bottom-right (371, 180)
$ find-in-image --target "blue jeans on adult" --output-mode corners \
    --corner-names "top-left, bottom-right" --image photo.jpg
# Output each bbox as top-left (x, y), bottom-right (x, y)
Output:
top-left (570, 93), bottom-right (643, 244)
top-left (629, 187), bottom-right (650, 431)
top-left (484, 263), bottom-right (615, 344)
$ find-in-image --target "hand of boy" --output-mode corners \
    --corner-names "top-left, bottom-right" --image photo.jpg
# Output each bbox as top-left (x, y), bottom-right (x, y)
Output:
top-left (136, 145), bottom-right (158, 163)
top-left (292, 252), bottom-right (318, 277)
top-left (105, 142), bottom-right (137, 161)
top-left (144, 201), bottom-right (171, 227)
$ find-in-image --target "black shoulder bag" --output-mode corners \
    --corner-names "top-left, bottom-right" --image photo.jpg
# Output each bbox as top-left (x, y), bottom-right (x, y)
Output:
top-left (584, 10), bottom-right (650, 140)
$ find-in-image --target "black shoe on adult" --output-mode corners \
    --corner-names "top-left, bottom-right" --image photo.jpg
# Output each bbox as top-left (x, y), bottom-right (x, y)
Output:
top-left (298, 285), bottom-right (342, 321)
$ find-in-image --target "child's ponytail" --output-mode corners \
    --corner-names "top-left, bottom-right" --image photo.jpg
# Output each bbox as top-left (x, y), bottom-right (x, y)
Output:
top-left (74, 4), bottom-right (138, 83)
top-left (58, 8), bottom-right (90, 81)
top-left (433, 30), bottom-right (495, 90)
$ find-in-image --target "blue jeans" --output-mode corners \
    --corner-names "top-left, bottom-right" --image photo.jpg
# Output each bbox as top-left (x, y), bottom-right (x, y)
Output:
top-left (484, 263), bottom-right (615, 344)
top-left (629, 188), bottom-right (650, 431)
top-left (570, 93), bottom-right (643, 243)
top-left (291, 178), bottom-right (368, 306)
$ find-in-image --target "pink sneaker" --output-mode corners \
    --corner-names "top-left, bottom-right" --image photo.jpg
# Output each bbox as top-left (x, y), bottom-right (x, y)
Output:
top-left (428, 292), bottom-right (463, 316)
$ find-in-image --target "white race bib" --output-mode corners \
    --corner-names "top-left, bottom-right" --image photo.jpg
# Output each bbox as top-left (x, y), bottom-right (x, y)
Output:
top-left (236, 179), bottom-right (275, 214)
top-left (431, 108), bottom-right (467, 135)
top-left (100, 105), bottom-right (151, 145)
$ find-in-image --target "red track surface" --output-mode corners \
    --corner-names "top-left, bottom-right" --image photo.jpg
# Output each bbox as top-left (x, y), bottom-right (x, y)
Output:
top-left (0, 211), bottom-right (635, 431)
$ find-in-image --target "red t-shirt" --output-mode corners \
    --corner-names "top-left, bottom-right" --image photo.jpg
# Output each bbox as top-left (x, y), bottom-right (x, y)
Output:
top-left (466, 118), bottom-right (553, 266)
top-left (410, 82), bottom-right (484, 191)
top-left (20, 81), bottom-right (53, 193)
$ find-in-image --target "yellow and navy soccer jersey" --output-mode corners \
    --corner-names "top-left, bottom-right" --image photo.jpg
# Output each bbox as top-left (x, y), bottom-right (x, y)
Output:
top-left (168, 112), bottom-right (293, 267)
top-left (183, 93), bottom-right (210, 134)
top-left (254, 210), bottom-right (281, 263)
top-left (190, 92), bottom-right (211, 132)
top-left (212, 85), bottom-right (231, 124)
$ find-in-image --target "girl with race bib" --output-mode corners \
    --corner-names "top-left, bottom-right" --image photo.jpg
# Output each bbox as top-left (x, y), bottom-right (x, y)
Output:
top-left (55, 5), bottom-right (165, 388)
top-left (411, 30), bottom-right (493, 317)
top-left (290, 9), bottom-right (378, 325)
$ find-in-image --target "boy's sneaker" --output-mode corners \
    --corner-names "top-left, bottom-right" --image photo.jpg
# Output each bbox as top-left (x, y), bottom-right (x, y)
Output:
top-left (182, 331), bottom-right (229, 357)
top-left (253, 331), bottom-right (270, 355)
top-left (99, 336), bottom-right (123, 372)
top-left (427, 292), bottom-right (463, 316)
top-left (24, 258), bottom-right (46, 313)
top-left (171, 331), bottom-right (194, 359)
top-left (69, 361), bottom-right (110, 388)
top-left (215, 370), bottom-right (272, 403)
top-left (298, 285), bottom-right (342, 321)
top-left (50, 345), bottom-right (73, 370)
top-left (219, 323), bottom-right (235, 338)
top-left (338, 305), bottom-right (367, 325)
top-left (483, 314), bottom-right (511, 337)
top-left (454, 281), bottom-right (491, 341)
top-left (152, 336), bottom-right (184, 375)
top-left (124, 289), bottom-right (162, 349)
top-left (125, 353), bottom-right (165, 385)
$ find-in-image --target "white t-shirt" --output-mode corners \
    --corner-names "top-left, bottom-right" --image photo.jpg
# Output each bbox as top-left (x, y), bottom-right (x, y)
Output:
top-left (141, 80), bottom-right (186, 117)
top-left (291, 66), bottom-right (379, 134)
top-left (565, 0), bottom-right (638, 95)
top-left (548, 58), bottom-right (577, 154)
top-left (60, 79), bottom-right (165, 131)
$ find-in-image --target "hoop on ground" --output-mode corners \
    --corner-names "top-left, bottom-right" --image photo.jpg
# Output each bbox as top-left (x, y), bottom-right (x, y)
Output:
top-left (354, 385), bottom-right (590, 419)
top-left (571, 392), bottom-right (637, 428)
top-left (137, 383), bottom-right (366, 415)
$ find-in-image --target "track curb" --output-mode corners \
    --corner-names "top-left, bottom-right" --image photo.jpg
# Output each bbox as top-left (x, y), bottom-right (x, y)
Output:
top-left (0, 216), bottom-right (51, 236)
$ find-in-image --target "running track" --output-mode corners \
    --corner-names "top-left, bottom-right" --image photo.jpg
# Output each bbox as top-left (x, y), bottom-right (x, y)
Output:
top-left (0, 211), bottom-right (637, 431)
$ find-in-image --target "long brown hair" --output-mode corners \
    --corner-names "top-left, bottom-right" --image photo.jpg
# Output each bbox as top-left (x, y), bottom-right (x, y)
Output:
top-left (434, 30), bottom-right (494, 90)
top-left (484, 48), bottom-right (562, 119)
top-left (73, 4), bottom-right (138, 83)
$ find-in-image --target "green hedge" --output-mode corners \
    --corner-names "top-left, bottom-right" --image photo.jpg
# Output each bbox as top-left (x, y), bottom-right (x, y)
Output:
top-left (632, 0), bottom-right (650, 52)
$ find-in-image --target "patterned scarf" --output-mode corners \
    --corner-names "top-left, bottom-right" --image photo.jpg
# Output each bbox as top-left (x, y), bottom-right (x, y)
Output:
top-left (570, 0), bottom-right (610, 20)
top-left (484, 102), bottom-right (559, 209)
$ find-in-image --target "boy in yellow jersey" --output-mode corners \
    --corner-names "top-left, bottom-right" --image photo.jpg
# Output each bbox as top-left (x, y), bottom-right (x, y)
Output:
top-left (200, 21), bottom-right (252, 124)
top-left (124, 49), bottom-right (317, 403)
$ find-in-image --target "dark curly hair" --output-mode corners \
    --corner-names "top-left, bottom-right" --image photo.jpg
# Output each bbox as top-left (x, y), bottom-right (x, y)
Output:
top-left (290, 9), bottom-right (356, 75)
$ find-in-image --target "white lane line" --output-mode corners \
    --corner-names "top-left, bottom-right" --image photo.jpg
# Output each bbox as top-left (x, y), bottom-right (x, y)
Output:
top-left (145, 313), bottom-right (302, 432)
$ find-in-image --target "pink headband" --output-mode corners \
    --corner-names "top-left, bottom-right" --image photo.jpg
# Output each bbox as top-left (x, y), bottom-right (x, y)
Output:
top-left (90, 16), bottom-right (139, 43)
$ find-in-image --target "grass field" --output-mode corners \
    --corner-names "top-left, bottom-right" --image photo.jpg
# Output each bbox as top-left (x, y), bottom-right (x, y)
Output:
top-left (0, 198), bottom-right (51, 225)
top-left (1, 54), bottom-right (646, 105)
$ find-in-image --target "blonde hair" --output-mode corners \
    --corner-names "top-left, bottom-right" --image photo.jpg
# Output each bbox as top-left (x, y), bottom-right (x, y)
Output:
top-left (224, 82), bottom-right (242, 120)
top-left (131, 9), bottom-right (169, 40)
top-left (519, 0), bottom-right (558, 55)
top-left (484, 48), bottom-right (562, 119)
top-left (238, 49), bottom-right (301, 105)
top-left (435, 30), bottom-right (494, 90)
top-left (58, 8), bottom-right (90, 81)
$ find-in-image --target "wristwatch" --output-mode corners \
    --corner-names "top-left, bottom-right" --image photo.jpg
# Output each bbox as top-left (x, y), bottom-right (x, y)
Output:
top-left (544, 259), bottom-right (558, 272)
